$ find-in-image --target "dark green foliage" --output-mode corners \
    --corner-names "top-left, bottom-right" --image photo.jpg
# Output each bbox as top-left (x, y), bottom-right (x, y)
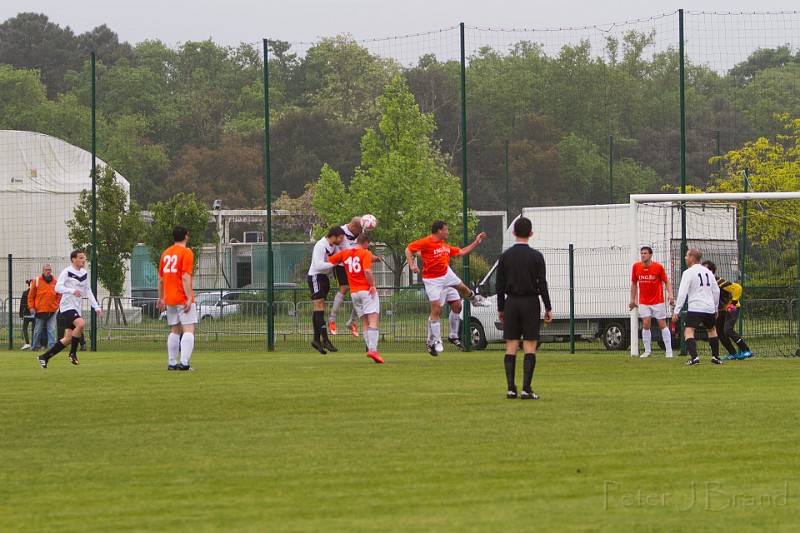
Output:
top-left (142, 192), bottom-right (217, 268)
top-left (3, 13), bottom-right (800, 226)
top-left (66, 165), bottom-right (144, 295)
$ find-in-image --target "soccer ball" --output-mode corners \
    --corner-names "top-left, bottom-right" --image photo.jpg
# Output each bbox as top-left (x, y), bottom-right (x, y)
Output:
top-left (361, 214), bottom-right (378, 231)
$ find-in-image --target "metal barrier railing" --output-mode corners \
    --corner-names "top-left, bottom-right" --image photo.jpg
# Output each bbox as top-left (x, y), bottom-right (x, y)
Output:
top-left (3, 293), bottom-right (800, 355)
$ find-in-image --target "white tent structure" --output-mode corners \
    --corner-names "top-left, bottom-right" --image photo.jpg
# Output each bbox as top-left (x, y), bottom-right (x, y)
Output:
top-left (0, 130), bottom-right (132, 308)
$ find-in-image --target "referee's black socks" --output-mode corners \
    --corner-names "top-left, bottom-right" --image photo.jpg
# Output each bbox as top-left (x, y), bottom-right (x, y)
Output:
top-left (522, 353), bottom-right (536, 391)
top-left (709, 337), bottom-right (720, 359)
top-left (686, 338), bottom-right (697, 359)
top-left (503, 354), bottom-right (516, 390)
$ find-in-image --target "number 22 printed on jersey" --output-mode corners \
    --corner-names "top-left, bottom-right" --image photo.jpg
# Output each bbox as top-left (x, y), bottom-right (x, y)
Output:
top-left (162, 254), bottom-right (179, 274)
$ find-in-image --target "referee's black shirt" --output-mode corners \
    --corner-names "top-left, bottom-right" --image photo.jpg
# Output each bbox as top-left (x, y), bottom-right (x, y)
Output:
top-left (496, 243), bottom-right (551, 313)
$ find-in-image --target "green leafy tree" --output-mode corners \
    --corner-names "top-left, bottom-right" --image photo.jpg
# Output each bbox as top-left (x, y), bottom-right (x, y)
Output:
top-left (143, 192), bottom-right (215, 269)
top-left (0, 65), bottom-right (49, 130)
top-left (313, 76), bottom-right (477, 287)
top-left (0, 13), bottom-right (79, 97)
top-left (66, 165), bottom-right (144, 295)
top-left (300, 35), bottom-right (399, 126)
top-left (711, 114), bottom-right (800, 247)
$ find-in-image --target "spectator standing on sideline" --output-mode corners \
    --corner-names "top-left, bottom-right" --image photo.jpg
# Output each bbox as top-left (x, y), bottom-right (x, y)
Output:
top-left (38, 251), bottom-right (103, 369)
top-left (156, 225), bottom-right (197, 371)
top-left (629, 246), bottom-right (675, 358)
top-left (405, 221), bottom-right (489, 357)
top-left (28, 264), bottom-right (60, 351)
top-left (329, 217), bottom-right (363, 338)
top-left (328, 233), bottom-right (385, 363)
top-left (672, 249), bottom-right (721, 366)
top-left (701, 260), bottom-right (754, 360)
top-left (19, 279), bottom-right (35, 350)
top-left (496, 217), bottom-right (552, 400)
top-left (307, 226), bottom-right (346, 354)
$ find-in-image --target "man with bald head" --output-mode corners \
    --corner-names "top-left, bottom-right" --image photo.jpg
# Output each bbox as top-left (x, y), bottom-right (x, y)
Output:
top-left (672, 249), bottom-right (721, 366)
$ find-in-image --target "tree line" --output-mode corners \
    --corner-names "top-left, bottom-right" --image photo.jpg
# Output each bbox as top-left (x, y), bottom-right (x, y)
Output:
top-left (2, 12), bottom-right (800, 219)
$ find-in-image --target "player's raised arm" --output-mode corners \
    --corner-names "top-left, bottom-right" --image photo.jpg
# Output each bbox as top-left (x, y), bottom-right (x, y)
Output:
top-left (458, 232), bottom-right (486, 256)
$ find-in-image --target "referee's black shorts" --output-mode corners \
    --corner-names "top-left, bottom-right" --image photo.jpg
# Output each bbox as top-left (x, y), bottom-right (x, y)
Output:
top-left (333, 265), bottom-right (349, 286)
top-left (685, 311), bottom-right (716, 330)
top-left (503, 295), bottom-right (541, 341)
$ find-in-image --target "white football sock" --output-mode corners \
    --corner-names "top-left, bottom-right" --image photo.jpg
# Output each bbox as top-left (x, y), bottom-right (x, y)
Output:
top-left (449, 312), bottom-right (461, 339)
top-left (180, 332), bottom-right (195, 364)
top-left (167, 333), bottom-right (180, 364)
top-left (642, 328), bottom-right (652, 352)
top-left (661, 327), bottom-right (673, 353)
top-left (430, 320), bottom-right (441, 344)
top-left (367, 328), bottom-right (379, 352)
top-left (330, 292), bottom-right (345, 322)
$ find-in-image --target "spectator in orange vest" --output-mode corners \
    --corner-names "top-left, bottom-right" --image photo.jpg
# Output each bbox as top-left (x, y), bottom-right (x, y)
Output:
top-left (28, 264), bottom-right (61, 350)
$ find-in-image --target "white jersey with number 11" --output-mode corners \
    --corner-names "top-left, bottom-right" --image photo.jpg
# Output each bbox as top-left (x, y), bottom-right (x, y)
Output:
top-left (674, 263), bottom-right (720, 315)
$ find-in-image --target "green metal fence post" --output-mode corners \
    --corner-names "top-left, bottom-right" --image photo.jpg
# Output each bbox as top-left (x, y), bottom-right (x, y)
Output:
top-left (504, 138), bottom-right (509, 223)
top-left (608, 135), bottom-right (613, 203)
top-left (90, 50), bottom-right (98, 351)
top-left (459, 22), bottom-right (471, 351)
top-left (263, 39), bottom-right (275, 351)
top-left (569, 244), bottom-right (575, 354)
top-left (678, 10), bottom-right (687, 355)
top-left (8, 253), bottom-right (13, 349)
top-left (740, 169), bottom-right (749, 336)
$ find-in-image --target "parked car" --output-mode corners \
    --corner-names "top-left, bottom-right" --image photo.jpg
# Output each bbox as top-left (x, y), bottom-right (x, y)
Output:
top-left (196, 292), bottom-right (240, 320)
top-left (160, 291), bottom-right (240, 321)
top-left (132, 287), bottom-right (160, 318)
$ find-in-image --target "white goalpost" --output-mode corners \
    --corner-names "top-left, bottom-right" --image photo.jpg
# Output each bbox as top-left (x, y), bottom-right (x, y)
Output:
top-left (628, 192), bottom-right (800, 356)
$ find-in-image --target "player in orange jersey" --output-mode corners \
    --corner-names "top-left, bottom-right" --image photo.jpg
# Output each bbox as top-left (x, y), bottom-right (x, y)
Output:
top-left (629, 245), bottom-right (674, 358)
top-left (405, 220), bottom-right (488, 357)
top-left (328, 233), bottom-right (384, 364)
top-left (157, 225), bottom-right (197, 371)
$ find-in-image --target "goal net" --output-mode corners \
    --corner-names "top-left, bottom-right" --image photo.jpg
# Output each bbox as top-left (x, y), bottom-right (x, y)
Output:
top-left (630, 192), bottom-right (800, 359)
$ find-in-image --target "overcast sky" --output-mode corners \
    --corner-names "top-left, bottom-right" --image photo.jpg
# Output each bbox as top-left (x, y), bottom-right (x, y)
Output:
top-left (3, 1), bottom-right (800, 47)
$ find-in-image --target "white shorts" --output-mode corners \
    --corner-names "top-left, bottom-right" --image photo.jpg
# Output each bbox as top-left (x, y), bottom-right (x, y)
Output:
top-left (165, 304), bottom-right (198, 326)
top-left (352, 290), bottom-right (380, 317)
top-left (439, 287), bottom-right (460, 306)
top-left (638, 303), bottom-right (667, 320)
top-left (422, 268), bottom-right (463, 302)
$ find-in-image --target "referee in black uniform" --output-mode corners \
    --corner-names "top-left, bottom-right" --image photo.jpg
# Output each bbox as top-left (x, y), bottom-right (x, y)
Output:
top-left (496, 216), bottom-right (553, 400)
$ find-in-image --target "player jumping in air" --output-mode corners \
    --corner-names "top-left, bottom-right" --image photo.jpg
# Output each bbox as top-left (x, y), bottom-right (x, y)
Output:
top-left (405, 221), bottom-right (489, 356)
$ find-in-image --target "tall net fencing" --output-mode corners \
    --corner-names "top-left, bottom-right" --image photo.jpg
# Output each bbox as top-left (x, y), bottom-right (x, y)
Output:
top-left (685, 11), bottom-right (800, 176)
top-left (3, 12), bottom-right (800, 356)
top-left (464, 15), bottom-right (682, 213)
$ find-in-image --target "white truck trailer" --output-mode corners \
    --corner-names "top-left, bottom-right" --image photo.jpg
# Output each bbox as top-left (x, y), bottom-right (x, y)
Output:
top-left (468, 202), bottom-right (739, 350)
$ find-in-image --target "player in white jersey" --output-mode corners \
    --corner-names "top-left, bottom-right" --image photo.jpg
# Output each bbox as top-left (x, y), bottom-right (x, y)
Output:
top-left (38, 250), bottom-right (103, 369)
top-left (307, 226), bottom-right (346, 354)
top-left (672, 249), bottom-right (721, 366)
top-left (329, 217), bottom-right (362, 337)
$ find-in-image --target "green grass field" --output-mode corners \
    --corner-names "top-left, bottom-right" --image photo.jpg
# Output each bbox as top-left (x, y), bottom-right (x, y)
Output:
top-left (1, 349), bottom-right (798, 532)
